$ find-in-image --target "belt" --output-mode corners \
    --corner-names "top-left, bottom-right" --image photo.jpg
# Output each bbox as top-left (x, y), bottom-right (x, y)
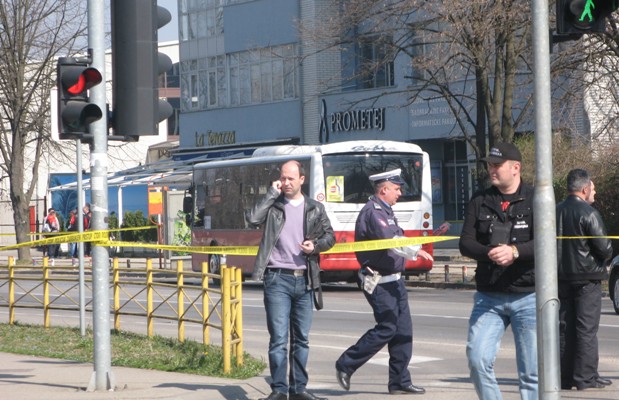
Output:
top-left (378, 272), bottom-right (401, 284)
top-left (359, 268), bottom-right (402, 284)
top-left (268, 268), bottom-right (305, 277)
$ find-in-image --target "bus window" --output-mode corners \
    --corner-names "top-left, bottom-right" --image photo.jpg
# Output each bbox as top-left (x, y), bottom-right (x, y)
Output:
top-left (192, 160), bottom-right (312, 231)
top-left (322, 153), bottom-right (423, 203)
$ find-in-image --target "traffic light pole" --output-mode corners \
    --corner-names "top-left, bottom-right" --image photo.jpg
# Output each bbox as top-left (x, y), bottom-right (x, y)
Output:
top-left (532, 0), bottom-right (561, 399)
top-left (86, 0), bottom-right (114, 392)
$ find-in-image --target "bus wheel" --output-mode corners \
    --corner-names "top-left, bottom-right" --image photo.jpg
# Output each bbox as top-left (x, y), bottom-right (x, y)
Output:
top-left (209, 254), bottom-right (221, 286)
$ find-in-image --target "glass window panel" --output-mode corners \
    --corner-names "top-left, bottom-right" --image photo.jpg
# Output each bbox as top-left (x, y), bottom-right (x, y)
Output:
top-left (283, 59), bottom-right (295, 98)
top-left (180, 14), bottom-right (189, 41)
top-left (261, 61), bottom-right (272, 102)
top-left (251, 64), bottom-right (261, 103)
top-left (322, 154), bottom-right (424, 204)
top-left (197, 11), bottom-right (207, 39)
top-left (208, 71), bottom-right (217, 106)
top-left (230, 66), bottom-right (239, 105)
top-left (189, 12), bottom-right (197, 40)
top-left (199, 71), bottom-right (209, 109)
top-left (191, 74), bottom-right (199, 109)
top-left (229, 53), bottom-right (239, 67)
top-left (181, 73), bottom-right (192, 111)
top-left (240, 65), bottom-right (250, 105)
top-left (272, 59), bottom-right (283, 101)
top-left (217, 66), bottom-right (226, 106)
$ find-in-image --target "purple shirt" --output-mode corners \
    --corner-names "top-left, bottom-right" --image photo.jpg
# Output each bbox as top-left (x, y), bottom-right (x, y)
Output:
top-left (268, 198), bottom-right (306, 270)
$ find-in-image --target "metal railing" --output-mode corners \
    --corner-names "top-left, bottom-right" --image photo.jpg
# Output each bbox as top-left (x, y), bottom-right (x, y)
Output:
top-left (0, 256), bottom-right (244, 373)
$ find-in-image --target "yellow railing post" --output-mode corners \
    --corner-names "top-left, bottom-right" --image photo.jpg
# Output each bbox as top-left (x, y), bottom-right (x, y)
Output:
top-left (234, 267), bottom-right (243, 366)
top-left (177, 259), bottom-right (185, 342)
top-left (222, 262), bottom-right (231, 374)
top-left (146, 259), bottom-right (154, 337)
top-left (8, 256), bottom-right (14, 325)
top-left (201, 261), bottom-right (210, 345)
top-left (42, 258), bottom-right (50, 328)
top-left (113, 258), bottom-right (120, 331)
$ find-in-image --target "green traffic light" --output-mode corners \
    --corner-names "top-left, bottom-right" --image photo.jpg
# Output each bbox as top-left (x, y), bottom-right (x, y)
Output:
top-left (578, 0), bottom-right (596, 23)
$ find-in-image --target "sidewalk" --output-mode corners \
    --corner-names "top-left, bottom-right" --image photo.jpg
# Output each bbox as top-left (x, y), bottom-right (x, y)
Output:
top-left (0, 351), bottom-right (267, 400)
top-left (3, 351), bottom-right (619, 400)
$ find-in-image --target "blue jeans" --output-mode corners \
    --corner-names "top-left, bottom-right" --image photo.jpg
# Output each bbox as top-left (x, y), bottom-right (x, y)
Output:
top-left (467, 291), bottom-right (538, 400)
top-left (69, 242), bottom-right (77, 258)
top-left (263, 270), bottom-right (313, 394)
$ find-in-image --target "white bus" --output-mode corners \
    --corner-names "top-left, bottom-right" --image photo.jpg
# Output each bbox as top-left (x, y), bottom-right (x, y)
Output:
top-left (188, 140), bottom-right (433, 282)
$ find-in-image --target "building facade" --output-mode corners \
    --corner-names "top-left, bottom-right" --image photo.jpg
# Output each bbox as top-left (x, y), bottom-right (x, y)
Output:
top-left (176, 0), bottom-right (480, 229)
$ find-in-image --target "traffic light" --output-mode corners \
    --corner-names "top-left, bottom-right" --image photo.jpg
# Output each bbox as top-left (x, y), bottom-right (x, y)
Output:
top-left (557, 0), bottom-right (619, 35)
top-left (111, 0), bottom-right (173, 139)
top-left (56, 57), bottom-right (103, 141)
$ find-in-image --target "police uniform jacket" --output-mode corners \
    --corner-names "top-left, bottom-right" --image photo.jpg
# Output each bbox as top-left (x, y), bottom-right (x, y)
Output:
top-left (556, 194), bottom-right (612, 281)
top-left (246, 186), bottom-right (335, 289)
top-left (459, 182), bottom-right (535, 293)
top-left (355, 195), bottom-right (405, 276)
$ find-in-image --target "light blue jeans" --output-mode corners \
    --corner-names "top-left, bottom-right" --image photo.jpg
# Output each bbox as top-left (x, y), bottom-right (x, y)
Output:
top-left (263, 269), bottom-right (313, 395)
top-left (466, 291), bottom-right (538, 400)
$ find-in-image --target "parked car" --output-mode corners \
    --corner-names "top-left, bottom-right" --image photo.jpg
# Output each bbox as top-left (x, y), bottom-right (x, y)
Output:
top-left (609, 256), bottom-right (619, 314)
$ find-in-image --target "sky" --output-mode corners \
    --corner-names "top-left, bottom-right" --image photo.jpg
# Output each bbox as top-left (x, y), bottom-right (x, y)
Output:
top-left (158, 0), bottom-right (179, 42)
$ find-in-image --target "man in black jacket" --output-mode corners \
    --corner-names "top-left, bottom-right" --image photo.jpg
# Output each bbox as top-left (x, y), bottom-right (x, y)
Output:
top-left (556, 168), bottom-right (613, 391)
top-left (459, 142), bottom-right (537, 399)
top-left (246, 160), bottom-right (335, 400)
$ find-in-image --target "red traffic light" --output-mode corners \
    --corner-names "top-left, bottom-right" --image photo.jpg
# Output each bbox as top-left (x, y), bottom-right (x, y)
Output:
top-left (56, 57), bottom-right (103, 140)
top-left (62, 67), bottom-right (102, 95)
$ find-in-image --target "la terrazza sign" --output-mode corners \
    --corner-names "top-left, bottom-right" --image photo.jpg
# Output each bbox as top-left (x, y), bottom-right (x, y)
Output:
top-left (195, 130), bottom-right (236, 147)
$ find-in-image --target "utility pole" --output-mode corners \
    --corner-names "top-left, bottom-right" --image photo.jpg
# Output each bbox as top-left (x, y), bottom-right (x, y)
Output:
top-left (532, 0), bottom-right (561, 398)
top-left (86, 0), bottom-right (114, 391)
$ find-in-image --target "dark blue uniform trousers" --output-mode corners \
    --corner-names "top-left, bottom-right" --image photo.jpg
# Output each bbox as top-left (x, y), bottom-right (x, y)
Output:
top-left (336, 278), bottom-right (413, 390)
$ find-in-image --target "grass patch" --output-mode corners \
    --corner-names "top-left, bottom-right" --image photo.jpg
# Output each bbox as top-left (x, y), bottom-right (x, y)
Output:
top-left (0, 322), bottom-right (266, 379)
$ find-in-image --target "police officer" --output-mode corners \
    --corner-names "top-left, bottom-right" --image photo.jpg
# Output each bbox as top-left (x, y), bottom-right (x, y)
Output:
top-left (335, 168), bottom-right (433, 395)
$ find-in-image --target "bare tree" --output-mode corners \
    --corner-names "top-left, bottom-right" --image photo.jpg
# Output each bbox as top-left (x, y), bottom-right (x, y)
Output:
top-left (302, 0), bottom-right (535, 186)
top-left (552, 15), bottom-right (619, 152)
top-left (0, 0), bottom-right (87, 261)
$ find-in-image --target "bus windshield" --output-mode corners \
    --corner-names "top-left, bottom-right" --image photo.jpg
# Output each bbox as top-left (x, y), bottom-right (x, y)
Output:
top-left (322, 153), bottom-right (424, 204)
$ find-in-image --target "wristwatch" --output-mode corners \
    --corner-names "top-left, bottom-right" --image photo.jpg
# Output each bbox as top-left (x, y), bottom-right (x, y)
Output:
top-left (511, 245), bottom-right (519, 260)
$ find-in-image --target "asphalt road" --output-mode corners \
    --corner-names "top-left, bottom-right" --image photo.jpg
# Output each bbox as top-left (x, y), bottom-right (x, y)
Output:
top-left (3, 279), bottom-right (619, 399)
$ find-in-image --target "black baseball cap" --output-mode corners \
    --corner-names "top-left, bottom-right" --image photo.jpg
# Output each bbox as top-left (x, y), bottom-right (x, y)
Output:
top-left (482, 142), bottom-right (522, 163)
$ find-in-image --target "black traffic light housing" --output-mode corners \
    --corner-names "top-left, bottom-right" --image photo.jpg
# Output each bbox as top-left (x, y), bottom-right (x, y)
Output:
top-left (556, 0), bottom-right (618, 37)
top-left (56, 57), bottom-right (103, 141)
top-left (111, 0), bottom-right (173, 140)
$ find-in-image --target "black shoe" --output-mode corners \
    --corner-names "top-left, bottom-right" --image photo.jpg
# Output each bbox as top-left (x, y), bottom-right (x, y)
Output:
top-left (335, 367), bottom-right (351, 391)
top-left (561, 383), bottom-right (573, 390)
top-left (389, 384), bottom-right (426, 395)
top-left (259, 392), bottom-right (288, 400)
top-left (596, 377), bottom-right (612, 386)
top-left (289, 391), bottom-right (327, 400)
top-left (577, 381), bottom-right (606, 390)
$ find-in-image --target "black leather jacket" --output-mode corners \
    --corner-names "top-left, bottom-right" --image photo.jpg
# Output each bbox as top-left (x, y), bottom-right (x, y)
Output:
top-left (246, 187), bottom-right (335, 288)
top-left (459, 182), bottom-right (535, 293)
top-left (556, 194), bottom-right (612, 281)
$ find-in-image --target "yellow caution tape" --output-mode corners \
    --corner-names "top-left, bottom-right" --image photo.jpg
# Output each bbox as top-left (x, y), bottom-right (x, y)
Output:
top-left (96, 235), bottom-right (460, 255)
top-left (2, 230), bottom-right (618, 254)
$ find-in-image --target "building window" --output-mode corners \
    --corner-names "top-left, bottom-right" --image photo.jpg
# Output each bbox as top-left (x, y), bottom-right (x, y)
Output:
top-left (180, 44), bottom-right (299, 111)
top-left (180, 0), bottom-right (223, 41)
top-left (410, 31), bottom-right (427, 84)
top-left (357, 36), bottom-right (394, 89)
top-left (342, 34), bottom-right (395, 90)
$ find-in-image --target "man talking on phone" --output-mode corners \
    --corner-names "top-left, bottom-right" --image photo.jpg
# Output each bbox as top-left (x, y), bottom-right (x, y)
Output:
top-left (247, 160), bottom-right (335, 400)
